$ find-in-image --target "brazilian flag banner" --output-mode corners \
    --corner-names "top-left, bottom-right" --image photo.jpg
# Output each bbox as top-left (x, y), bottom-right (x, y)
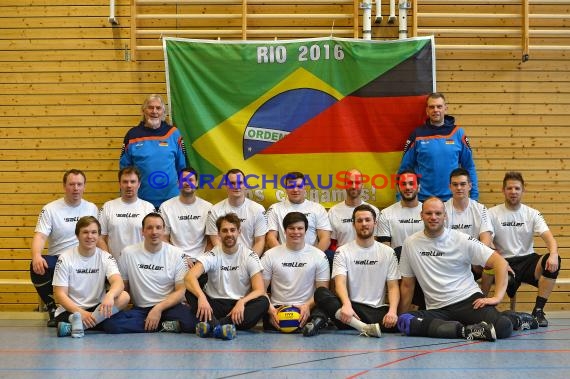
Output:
top-left (164, 36), bottom-right (435, 208)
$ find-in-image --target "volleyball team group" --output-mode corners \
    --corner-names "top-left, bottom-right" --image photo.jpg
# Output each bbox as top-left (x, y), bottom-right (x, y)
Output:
top-left (29, 93), bottom-right (561, 341)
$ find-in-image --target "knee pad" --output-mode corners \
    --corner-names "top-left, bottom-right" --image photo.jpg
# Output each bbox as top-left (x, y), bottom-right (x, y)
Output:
top-left (506, 272), bottom-right (520, 298)
top-left (541, 253), bottom-right (561, 279)
top-left (313, 286), bottom-right (329, 303)
top-left (494, 315), bottom-right (513, 339)
top-left (430, 320), bottom-right (463, 339)
top-left (397, 313), bottom-right (415, 336)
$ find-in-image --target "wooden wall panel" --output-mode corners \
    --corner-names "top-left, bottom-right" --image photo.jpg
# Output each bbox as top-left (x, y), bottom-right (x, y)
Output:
top-left (0, 0), bottom-right (568, 313)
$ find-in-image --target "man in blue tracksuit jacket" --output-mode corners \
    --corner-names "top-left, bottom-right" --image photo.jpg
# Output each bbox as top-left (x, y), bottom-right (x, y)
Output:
top-left (120, 94), bottom-right (188, 209)
top-left (398, 93), bottom-right (478, 202)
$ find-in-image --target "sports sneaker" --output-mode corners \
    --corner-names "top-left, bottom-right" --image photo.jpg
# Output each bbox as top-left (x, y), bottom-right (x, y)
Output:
top-left (517, 312), bottom-right (539, 330)
top-left (464, 321), bottom-right (496, 342)
top-left (196, 321), bottom-right (212, 338)
top-left (160, 320), bottom-right (181, 333)
top-left (213, 324), bottom-right (236, 340)
top-left (302, 317), bottom-right (327, 337)
top-left (502, 311), bottom-right (539, 331)
top-left (57, 322), bottom-right (72, 337)
top-left (532, 308), bottom-right (549, 327)
top-left (360, 323), bottom-right (381, 338)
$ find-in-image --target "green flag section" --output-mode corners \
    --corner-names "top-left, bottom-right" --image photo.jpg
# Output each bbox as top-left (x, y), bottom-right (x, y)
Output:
top-left (164, 37), bottom-right (435, 208)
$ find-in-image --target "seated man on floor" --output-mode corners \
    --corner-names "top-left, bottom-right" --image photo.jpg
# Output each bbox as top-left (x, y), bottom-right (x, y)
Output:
top-left (53, 216), bottom-right (130, 338)
top-left (103, 213), bottom-right (196, 334)
top-left (313, 204), bottom-right (400, 338)
top-left (185, 213), bottom-right (269, 340)
top-left (261, 212), bottom-right (330, 335)
top-left (397, 197), bottom-right (513, 342)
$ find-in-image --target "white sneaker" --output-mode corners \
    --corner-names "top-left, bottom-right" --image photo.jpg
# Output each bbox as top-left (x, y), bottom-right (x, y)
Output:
top-left (360, 323), bottom-right (381, 338)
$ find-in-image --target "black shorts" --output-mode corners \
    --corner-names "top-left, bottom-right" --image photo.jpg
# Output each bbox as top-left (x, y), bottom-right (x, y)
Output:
top-left (507, 253), bottom-right (541, 288)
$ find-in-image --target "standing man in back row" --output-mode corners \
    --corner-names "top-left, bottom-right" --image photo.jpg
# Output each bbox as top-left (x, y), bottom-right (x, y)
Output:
top-left (98, 166), bottom-right (155, 260)
top-left (485, 171), bottom-right (561, 327)
top-left (30, 169), bottom-right (99, 327)
top-left (266, 172), bottom-right (331, 252)
top-left (328, 169), bottom-right (380, 250)
top-left (398, 92), bottom-right (478, 201)
top-left (120, 94), bottom-right (188, 209)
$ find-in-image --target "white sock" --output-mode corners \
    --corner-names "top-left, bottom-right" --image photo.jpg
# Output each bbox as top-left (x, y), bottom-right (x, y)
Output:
top-left (335, 309), bottom-right (367, 332)
top-left (69, 312), bottom-right (84, 338)
top-left (92, 305), bottom-right (120, 325)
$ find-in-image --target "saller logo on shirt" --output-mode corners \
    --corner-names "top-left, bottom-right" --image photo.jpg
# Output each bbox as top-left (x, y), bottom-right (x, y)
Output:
top-left (116, 213), bottom-right (140, 218)
top-left (420, 251), bottom-right (444, 257)
top-left (178, 215), bottom-right (201, 220)
top-left (398, 218), bottom-right (421, 224)
top-left (281, 262), bottom-right (307, 268)
top-left (451, 223), bottom-right (472, 229)
top-left (64, 216), bottom-right (80, 222)
top-left (501, 221), bottom-right (525, 227)
top-left (341, 218), bottom-right (354, 223)
top-left (76, 268), bottom-right (100, 274)
top-left (354, 260), bottom-right (378, 265)
top-left (138, 264), bottom-right (164, 270)
top-left (221, 265), bottom-right (239, 271)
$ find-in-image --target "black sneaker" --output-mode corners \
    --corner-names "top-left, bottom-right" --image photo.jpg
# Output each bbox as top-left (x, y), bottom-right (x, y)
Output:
top-left (502, 311), bottom-right (539, 331)
top-left (532, 308), bottom-right (549, 327)
top-left (302, 317), bottom-right (327, 337)
top-left (517, 312), bottom-right (539, 330)
top-left (46, 309), bottom-right (57, 328)
top-left (464, 321), bottom-right (496, 342)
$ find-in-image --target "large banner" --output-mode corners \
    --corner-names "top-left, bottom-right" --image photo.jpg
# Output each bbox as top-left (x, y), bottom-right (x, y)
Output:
top-left (164, 37), bottom-right (435, 208)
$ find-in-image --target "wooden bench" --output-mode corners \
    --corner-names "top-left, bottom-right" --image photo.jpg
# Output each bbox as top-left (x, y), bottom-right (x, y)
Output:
top-left (0, 279), bottom-right (46, 319)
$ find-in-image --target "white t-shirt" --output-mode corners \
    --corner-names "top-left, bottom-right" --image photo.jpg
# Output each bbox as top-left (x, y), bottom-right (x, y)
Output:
top-left (98, 197), bottom-right (155, 259)
top-left (400, 228), bottom-right (493, 309)
top-left (333, 241), bottom-right (400, 308)
top-left (444, 199), bottom-right (493, 240)
top-left (35, 198), bottom-right (99, 256)
top-left (119, 242), bottom-right (188, 308)
top-left (160, 196), bottom-right (213, 259)
top-left (328, 201), bottom-right (380, 246)
top-left (52, 246), bottom-right (120, 316)
top-left (198, 244), bottom-right (263, 300)
top-left (266, 199), bottom-right (331, 246)
top-left (377, 201), bottom-right (423, 248)
top-left (206, 198), bottom-right (267, 250)
top-left (488, 203), bottom-right (550, 259)
top-left (261, 243), bottom-right (330, 305)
